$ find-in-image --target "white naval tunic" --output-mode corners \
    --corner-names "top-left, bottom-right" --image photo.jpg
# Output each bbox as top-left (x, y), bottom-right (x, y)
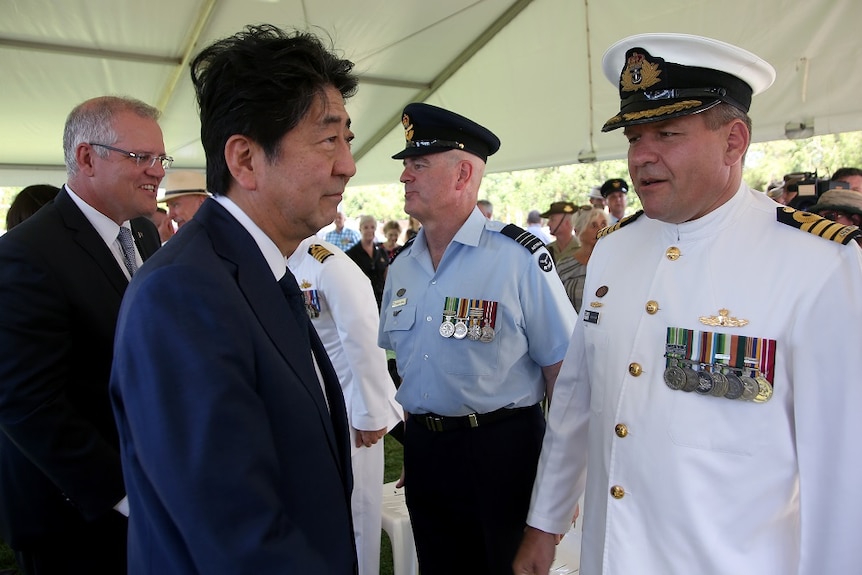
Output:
top-left (287, 236), bottom-right (402, 575)
top-left (527, 183), bottom-right (862, 574)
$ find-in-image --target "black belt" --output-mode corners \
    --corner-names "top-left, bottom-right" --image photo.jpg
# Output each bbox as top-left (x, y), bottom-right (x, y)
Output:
top-left (416, 405), bottom-right (535, 432)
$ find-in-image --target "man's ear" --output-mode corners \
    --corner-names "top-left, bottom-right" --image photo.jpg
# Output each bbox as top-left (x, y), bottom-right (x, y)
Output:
top-left (725, 119), bottom-right (750, 167)
top-left (224, 135), bottom-right (259, 191)
top-left (454, 159), bottom-right (474, 191)
top-left (75, 143), bottom-right (98, 177)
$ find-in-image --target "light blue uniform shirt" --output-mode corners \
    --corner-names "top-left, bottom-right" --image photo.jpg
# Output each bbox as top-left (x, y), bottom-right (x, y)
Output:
top-left (378, 208), bottom-right (576, 416)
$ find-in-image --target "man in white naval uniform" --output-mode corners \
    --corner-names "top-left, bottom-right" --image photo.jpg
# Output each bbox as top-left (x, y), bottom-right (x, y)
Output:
top-left (514, 33), bottom-right (862, 575)
top-left (287, 236), bottom-right (402, 575)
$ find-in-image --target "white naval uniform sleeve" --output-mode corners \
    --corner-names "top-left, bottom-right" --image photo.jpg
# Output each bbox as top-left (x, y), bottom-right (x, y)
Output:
top-left (525, 316), bottom-right (590, 535)
top-left (317, 249), bottom-right (402, 432)
top-left (794, 243), bottom-right (862, 574)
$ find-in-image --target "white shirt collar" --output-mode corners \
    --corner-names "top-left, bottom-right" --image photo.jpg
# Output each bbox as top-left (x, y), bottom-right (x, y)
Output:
top-left (212, 195), bottom-right (286, 281)
top-left (64, 184), bottom-right (130, 245)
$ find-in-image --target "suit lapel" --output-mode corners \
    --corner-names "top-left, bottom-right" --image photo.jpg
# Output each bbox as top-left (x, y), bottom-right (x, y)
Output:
top-left (198, 202), bottom-right (347, 468)
top-left (55, 188), bottom-right (128, 295)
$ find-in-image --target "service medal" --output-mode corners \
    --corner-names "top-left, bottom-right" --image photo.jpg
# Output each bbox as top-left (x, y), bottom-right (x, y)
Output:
top-left (453, 320), bottom-right (468, 340)
top-left (681, 365), bottom-right (699, 392)
top-left (723, 372), bottom-right (744, 400)
top-left (739, 376), bottom-right (759, 401)
top-left (439, 321), bottom-right (455, 338)
top-left (753, 376), bottom-right (773, 403)
top-left (480, 326), bottom-right (495, 343)
top-left (663, 365), bottom-right (686, 390)
top-left (709, 371), bottom-right (729, 398)
top-left (694, 369), bottom-right (715, 395)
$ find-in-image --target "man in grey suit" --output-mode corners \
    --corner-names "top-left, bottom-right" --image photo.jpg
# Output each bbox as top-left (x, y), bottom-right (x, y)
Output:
top-left (110, 25), bottom-right (360, 574)
top-left (0, 96), bottom-right (164, 574)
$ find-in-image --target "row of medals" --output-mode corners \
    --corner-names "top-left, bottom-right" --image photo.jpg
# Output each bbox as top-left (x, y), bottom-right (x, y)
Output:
top-left (439, 308), bottom-right (495, 342)
top-left (663, 356), bottom-right (773, 403)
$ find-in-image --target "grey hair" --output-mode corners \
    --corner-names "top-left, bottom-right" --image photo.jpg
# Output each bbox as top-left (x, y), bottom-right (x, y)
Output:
top-left (63, 96), bottom-right (160, 175)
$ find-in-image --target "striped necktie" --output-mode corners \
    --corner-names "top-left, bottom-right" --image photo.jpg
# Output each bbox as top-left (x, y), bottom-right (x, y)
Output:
top-left (117, 226), bottom-right (138, 277)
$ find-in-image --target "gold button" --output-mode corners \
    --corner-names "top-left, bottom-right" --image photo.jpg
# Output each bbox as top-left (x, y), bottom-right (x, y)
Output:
top-left (628, 363), bottom-right (643, 377)
top-left (665, 246), bottom-right (681, 260)
top-left (610, 485), bottom-right (625, 499)
top-left (645, 300), bottom-right (659, 314)
top-left (615, 423), bottom-right (628, 438)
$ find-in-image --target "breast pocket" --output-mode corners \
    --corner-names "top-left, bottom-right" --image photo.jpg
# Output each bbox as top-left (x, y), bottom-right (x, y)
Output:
top-left (382, 304), bottom-right (416, 369)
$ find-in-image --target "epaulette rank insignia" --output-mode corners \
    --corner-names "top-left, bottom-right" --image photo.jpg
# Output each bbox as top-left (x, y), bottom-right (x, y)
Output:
top-left (389, 236), bottom-right (415, 264)
top-left (777, 207), bottom-right (862, 245)
top-left (308, 244), bottom-right (335, 263)
top-left (500, 224), bottom-right (545, 253)
top-left (597, 210), bottom-right (644, 239)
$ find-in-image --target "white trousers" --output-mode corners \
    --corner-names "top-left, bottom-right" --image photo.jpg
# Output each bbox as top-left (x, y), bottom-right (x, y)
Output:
top-left (350, 433), bottom-right (385, 575)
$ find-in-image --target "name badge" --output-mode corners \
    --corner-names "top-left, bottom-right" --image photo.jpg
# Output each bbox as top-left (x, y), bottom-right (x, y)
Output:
top-left (391, 298), bottom-right (407, 308)
top-left (583, 310), bottom-right (600, 324)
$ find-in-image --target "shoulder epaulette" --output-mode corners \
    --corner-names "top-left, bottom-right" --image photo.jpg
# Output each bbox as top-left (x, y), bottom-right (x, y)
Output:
top-left (389, 236), bottom-right (414, 264)
top-left (596, 210), bottom-right (644, 239)
top-left (500, 224), bottom-right (545, 254)
top-left (777, 206), bottom-right (862, 245)
top-left (308, 244), bottom-right (335, 263)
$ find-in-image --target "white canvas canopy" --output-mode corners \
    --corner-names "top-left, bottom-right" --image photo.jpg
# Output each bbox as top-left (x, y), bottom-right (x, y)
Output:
top-left (1, 0), bottom-right (859, 188)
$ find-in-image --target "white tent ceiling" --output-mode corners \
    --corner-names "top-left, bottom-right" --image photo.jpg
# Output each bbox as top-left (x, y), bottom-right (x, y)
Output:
top-left (1, 0), bottom-right (860, 188)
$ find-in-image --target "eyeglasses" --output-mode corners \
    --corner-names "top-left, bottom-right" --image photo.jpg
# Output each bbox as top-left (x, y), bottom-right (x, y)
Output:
top-left (89, 143), bottom-right (173, 170)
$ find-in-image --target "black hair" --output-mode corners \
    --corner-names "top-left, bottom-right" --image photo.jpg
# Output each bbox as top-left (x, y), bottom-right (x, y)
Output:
top-left (831, 167), bottom-right (862, 180)
top-left (6, 184), bottom-right (60, 230)
top-left (189, 24), bottom-right (358, 197)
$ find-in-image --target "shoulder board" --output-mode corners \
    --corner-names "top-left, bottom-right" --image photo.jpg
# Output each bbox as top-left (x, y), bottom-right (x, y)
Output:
top-left (308, 243), bottom-right (335, 263)
top-left (389, 236), bottom-right (414, 264)
top-left (597, 210), bottom-right (644, 239)
top-left (776, 207), bottom-right (862, 245)
top-left (500, 224), bottom-right (545, 254)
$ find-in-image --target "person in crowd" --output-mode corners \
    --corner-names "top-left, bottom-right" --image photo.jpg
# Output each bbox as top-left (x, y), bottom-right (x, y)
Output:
top-left (587, 185), bottom-right (607, 210)
top-left (556, 205), bottom-right (608, 312)
top-left (4, 184), bottom-right (60, 231)
top-left (109, 25), bottom-right (359, 574)
top-left (808, 188), bottom-right (862, 240)
top-left (541, 201), bottom-right (579, 309)
top-left (542, 201), bottom-right (579, 265)
top-left (346, 214), bottom-right (389, 309)
top-left (477, 198), bottom-right (493, 218)
top-left (287, 235), bottom-right (402, 575)
top-left (158, 170), bottom-right (210, 235)
top-left (379, 102), bottom-right (575, 575)
top-left (514, 33), bottom-right (862, 575)
top-left (147, 206), bottom-right (174, 243)
top-left (325, 210), bottom-right (361, 250)
top-left (831, 166), bottom-right (862, 193)
top-left (0, 96), bottom-right (163, 574)
top-left (600, 177), bottom-right (628, 224)
top-left (526, 209), bottom-right (552, 243)
top-left (405, 215), bottom-right (422, 242)
top-left (381, 219), bottom-right (403, 261)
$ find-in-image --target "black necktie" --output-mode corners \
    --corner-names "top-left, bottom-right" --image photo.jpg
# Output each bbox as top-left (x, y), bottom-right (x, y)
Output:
top-left (277, 273), bottom-right (311, 349)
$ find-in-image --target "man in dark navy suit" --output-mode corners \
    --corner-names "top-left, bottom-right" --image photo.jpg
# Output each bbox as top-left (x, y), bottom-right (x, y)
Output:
top-left (110, 25), bottom-right (360, 574)
top-left (0, 96), bottom-right (164, 574)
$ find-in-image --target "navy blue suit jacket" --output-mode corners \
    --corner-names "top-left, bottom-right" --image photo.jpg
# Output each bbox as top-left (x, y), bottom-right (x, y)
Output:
top-left (110, 199), bottom-right (356, 574)
top-left (0, 187), bottom-right (160, 547)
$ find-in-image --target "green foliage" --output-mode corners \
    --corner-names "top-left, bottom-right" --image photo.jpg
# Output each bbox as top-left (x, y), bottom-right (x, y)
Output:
top-left (341, 131), bottom-right (862, 225)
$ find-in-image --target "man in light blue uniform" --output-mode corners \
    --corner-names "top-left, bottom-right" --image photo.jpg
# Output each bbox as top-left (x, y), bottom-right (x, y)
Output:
top-left (378, 102), bottom-right (576, 575)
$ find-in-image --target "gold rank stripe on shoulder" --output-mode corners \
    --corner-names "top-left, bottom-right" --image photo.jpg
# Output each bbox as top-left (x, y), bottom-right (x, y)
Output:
top-left (596, 210), bottom-right (644, 239)
top-left (776, 207), bottom-right (862, 245)
top-left (308, 243), bottom-right (335, 263)
top-left (500, 224), bottom-right (545, 253)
